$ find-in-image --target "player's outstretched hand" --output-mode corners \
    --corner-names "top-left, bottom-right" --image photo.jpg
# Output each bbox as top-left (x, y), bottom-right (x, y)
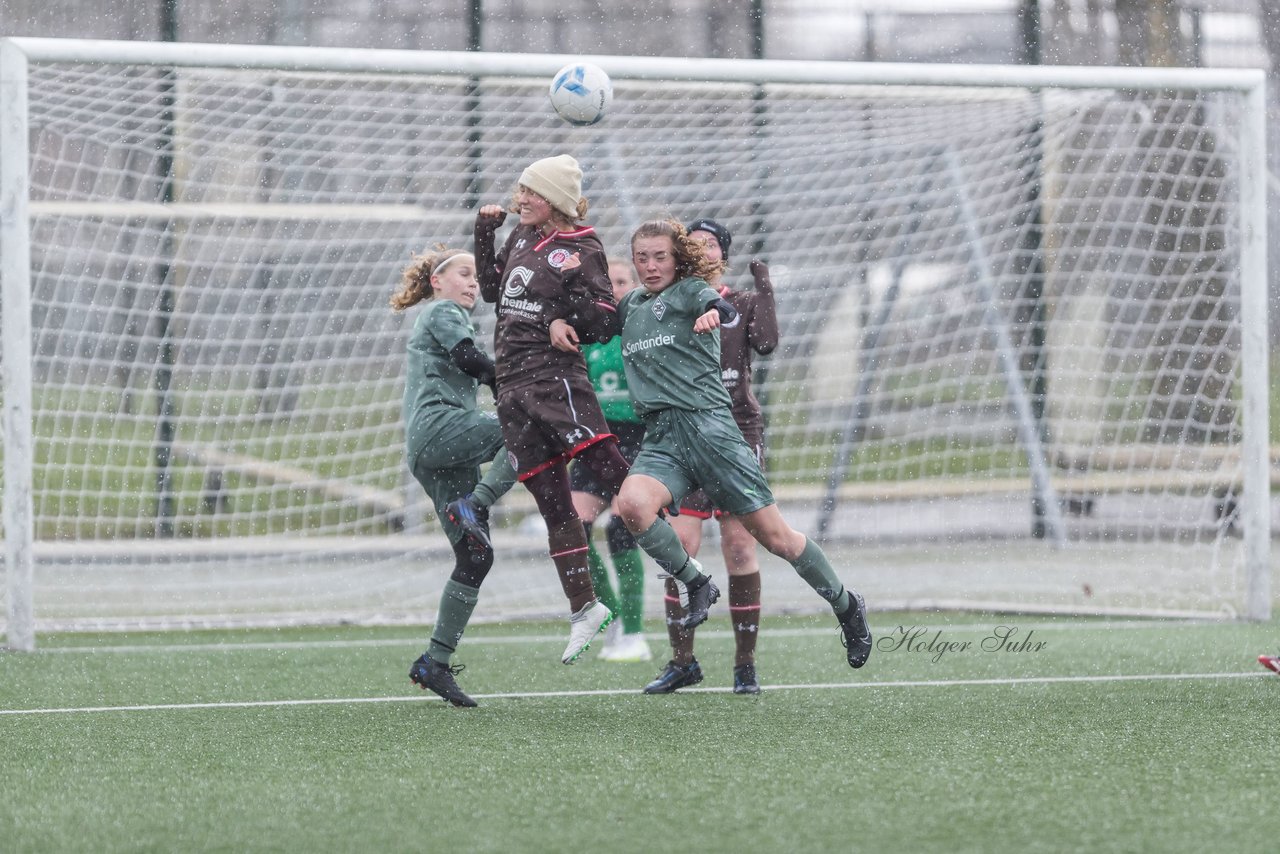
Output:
top-left (476, 205), bottom-right (507, 232)
top-left (749, 260), bottom-right (773, 294)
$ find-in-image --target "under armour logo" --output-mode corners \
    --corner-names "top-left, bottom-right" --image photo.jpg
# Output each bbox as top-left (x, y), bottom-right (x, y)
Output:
top-left (735, 622), bottom-right (758, 633)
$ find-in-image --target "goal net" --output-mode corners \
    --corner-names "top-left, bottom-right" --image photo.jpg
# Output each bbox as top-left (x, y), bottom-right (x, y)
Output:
top-left (1, 40), bottom-right (1269, 645)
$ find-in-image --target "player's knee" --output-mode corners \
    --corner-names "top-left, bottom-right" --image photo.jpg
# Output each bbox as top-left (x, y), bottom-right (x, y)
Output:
top-left (719, 525), bottom-right (758, 569)
top-left (613, 487), bottom-right (653, 532)
top-left (763, 530), bottom-right (806, 561)
top-left (450, 537), bottom-right (494, 587)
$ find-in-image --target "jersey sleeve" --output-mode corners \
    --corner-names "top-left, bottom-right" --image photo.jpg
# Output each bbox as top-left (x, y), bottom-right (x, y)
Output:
top-left (693, 281), bottom-right (721, 314)
top-left (745, 289), bottom-right (779, 355)
top-left (477, 224), bottom-right (515, 304)
top-left (560, 241), bottom-right (619, 344)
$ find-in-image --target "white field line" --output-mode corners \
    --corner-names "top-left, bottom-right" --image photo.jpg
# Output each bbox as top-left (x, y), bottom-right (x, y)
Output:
top-left (22, 619), bottom-right (1215, 656)
top-left (0, 671), bottom-right (1269, 717)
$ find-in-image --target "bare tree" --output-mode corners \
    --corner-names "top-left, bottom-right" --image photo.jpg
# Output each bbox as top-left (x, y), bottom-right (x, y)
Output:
top-left (1115, 0), bottom-right (1189, 66)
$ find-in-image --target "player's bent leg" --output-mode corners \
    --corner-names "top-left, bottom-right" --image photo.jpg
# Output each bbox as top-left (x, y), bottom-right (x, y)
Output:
top-left (616, 474), bottom-right (671, 533)
top-left (669, 512), bottom-right (703, 561)
top-left (574, 438), bottom-right (630, 498)
top-left (736, 504), bottom-right (806, 561)
top-left (620, 476), bottom-right (719, 629)
top-left (740, 506), bottom-right (871, 668)
top-left (719, 515), bottom-right (760, 575)
top-left (526, 465), bottom-right (596, 610)
top-left (444, 494), bottom-right (492, 550)
top-left (471, 442), bottom-right (518, 509)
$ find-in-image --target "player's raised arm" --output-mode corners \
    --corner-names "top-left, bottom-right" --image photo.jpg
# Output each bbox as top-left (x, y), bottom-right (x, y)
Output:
top-left (747, 260), bottom-right (778, 355)
top-left (474, 204), bottom-right (508, 303)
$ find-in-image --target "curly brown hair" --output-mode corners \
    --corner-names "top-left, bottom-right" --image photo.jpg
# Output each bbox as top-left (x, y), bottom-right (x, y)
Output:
top-left (629, 219), bottom-right (725, 284)
top-left (390, 246), bottom-right (472, 311)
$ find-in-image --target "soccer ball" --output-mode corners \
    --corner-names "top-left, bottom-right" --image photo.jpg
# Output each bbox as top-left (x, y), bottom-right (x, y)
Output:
top-left (549, 63), bottom-right (612, 126)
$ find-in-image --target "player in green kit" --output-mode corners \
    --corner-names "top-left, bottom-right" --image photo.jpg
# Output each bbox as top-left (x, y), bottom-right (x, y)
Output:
top-left (392, 246), bottom-right (518, 707)
top-left (613, 219), bottom-right (872, 687)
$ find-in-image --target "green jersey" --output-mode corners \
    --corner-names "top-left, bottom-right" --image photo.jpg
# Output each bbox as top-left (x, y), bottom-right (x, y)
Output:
top-left (618, 277), bottom-right (732, 417)
top-left (584, 338), bottom-right (639, 424)
top-left (402, 299), bottom-right (481, 460)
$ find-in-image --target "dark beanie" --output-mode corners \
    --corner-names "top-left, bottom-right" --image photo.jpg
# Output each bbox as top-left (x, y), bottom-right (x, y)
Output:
top-left (685, 218), bottom-right (731, 261)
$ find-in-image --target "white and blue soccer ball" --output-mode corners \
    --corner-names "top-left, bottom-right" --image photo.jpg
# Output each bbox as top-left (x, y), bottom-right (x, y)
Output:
top-left (549, 62), bottom-right (612, 126)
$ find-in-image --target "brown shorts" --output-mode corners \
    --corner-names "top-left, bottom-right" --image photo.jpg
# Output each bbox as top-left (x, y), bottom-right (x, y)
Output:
top-left (496, 373), bottom-right (615, 480)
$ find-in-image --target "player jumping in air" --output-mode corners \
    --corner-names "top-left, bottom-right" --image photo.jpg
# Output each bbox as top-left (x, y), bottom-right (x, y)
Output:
top-left (461, 154), bottom-right (632, 664)
top-left (648, 218), bottom-right (779, 695)
top-left (613, 219), bottom-right (872, 685)
top-left (393, 247), bottom-right (518, 707)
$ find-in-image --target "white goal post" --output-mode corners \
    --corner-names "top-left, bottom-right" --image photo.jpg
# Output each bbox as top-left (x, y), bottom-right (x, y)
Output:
top-left (1, 38), bottom-right (1270, 649)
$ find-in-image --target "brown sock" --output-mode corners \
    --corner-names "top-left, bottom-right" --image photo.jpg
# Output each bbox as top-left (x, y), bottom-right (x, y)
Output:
top-left (728, 572), bottom-right (762, 667)
top-left (663, 577), bottom-right (695, 664)
top-left (549, 520), bottom-right (595, 613)
top-left (523, 466), bottom-right (597, 614)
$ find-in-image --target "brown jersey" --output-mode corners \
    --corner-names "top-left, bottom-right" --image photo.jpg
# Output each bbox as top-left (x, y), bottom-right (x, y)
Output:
top-left (717, 284), bottom-right (778, 443)
top-left (477, 222), bottom-right (618, 392)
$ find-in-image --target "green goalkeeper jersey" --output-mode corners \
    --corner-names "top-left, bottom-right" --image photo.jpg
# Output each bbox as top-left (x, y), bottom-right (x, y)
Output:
top-left (618, 276), bottom-right (732, 417)
top-left (584, 338), bottom-right (640, 424)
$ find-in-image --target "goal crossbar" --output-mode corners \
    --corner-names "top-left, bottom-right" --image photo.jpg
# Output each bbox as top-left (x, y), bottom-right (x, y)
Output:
top-left (1, 36), bottom-right (1266, 91)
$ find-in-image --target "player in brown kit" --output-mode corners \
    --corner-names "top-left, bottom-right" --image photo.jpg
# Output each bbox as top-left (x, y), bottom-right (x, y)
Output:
top-left (452, 154), bottom-right (631, 664)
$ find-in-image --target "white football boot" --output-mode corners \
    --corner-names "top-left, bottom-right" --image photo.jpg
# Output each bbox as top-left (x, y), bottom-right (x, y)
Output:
top-left (562, 600), bottom-right (613, 664)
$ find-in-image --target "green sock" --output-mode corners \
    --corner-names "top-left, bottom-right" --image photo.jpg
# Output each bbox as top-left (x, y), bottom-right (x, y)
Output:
top-left (611, 547), bottom-right (646, 634)
top-left (427, 579), bottom-right (481, 664)
top-left (792, 537), bottom-right (850, 613)
top-left (586, 540), bottom-right (621, 616)
top-left (472, 448), bottom-right (517, 508)
top-left (634, 519), bottom-right (699, 584)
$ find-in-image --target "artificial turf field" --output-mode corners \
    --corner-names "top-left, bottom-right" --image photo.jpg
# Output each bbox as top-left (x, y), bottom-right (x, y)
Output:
top-left (2, 612), bottom-right (1277, 853)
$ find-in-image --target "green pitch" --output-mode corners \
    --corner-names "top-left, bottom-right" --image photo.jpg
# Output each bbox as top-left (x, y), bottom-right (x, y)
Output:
top-left (2, 613), bottom-right (1277, 853)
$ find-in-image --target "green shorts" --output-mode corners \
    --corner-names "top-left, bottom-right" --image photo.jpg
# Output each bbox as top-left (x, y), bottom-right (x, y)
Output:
top-left (407, 409), bottom-right (504, 544)
top-left (630, 407), bottom-right (775, 518)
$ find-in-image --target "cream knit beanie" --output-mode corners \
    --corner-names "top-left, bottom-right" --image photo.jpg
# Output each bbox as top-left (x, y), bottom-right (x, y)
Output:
top-left (518, 154), bottom-right (583, 219)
